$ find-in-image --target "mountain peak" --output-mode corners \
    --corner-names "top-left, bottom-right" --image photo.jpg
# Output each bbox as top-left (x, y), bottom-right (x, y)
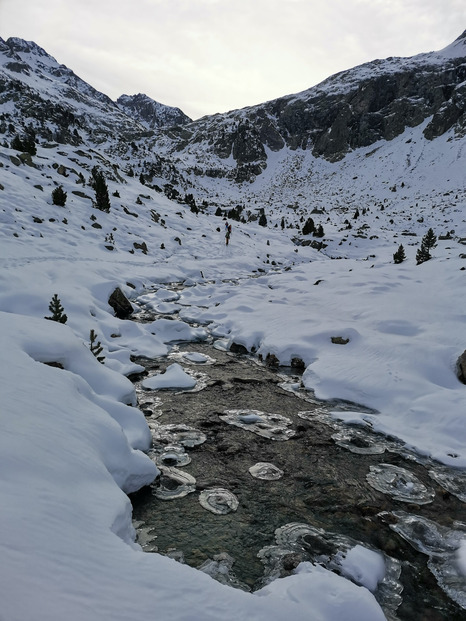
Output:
top-left (116, 93), bottom-right (192, 129)
top-left (6, 36), bottom-right (55, 61)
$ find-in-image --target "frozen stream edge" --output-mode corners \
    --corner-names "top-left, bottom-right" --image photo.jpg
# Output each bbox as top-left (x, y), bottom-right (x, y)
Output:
top-left (130, 283), bottom-right (466, 619)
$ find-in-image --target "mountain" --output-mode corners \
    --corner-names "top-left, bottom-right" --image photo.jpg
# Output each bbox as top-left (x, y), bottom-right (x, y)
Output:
top-left (117, 93), bottom-right (192, 129)
top-left (1, 32), bottom-right (466, 202)
top-left (0, 37), bottom-right (190, 150)
top-left (148, 29), bottom-right (466, 185)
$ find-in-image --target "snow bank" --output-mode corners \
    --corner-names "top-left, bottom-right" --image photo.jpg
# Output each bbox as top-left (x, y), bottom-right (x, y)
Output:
top-left (181, 251), bottom-right (466, 467)
top-left (258, 562), bottom-right (386, 621)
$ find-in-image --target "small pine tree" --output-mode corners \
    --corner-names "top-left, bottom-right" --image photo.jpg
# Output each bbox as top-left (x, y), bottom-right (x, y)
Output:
top-left (45, 294), bottom-right (68, 324)
top-left (393, 244), bottom-right (406, 264)
top-left (423, 228), bottom-right (437, 251)
top-left (314, 223), bottom-right (325, 238)
top-left (302, 217), bottom-right (315, 235)
top-left (416, 228), bottom-right (437, 265)
top-left (281, 217), bottom-right (285, 230)
top-left (90, 166), bottom-right (111, 213)
top-left (23, 133), bottom-right (37, 156)
top-left (258, 213), bottom-right (267, 227)
top-left (89, 329), bottom-right (105, 364)
top-left (52, 185), bottom-right (67, 207)
top-left (11, 135), bottom-right (24, 151)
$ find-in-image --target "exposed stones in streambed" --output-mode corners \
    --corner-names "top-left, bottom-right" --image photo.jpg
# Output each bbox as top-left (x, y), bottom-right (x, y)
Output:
top-left (128, 293), bottom-right (466, 621)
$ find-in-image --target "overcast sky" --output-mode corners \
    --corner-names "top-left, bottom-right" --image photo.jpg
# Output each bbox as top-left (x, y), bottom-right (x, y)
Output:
top-left (1, 0), bottom-right (465, 120)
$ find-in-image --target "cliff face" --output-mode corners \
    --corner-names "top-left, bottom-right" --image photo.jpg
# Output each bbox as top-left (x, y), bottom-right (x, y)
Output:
top-left (152, 31), bottom-right (466, 179)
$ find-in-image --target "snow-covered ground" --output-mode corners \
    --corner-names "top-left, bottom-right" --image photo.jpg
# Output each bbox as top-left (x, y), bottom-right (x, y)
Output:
top-left (1, 102), bottom-right (465, 618)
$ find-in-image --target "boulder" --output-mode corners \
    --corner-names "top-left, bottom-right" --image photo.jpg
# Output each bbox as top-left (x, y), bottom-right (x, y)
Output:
top-left (331, 336), bottom-right (350, 345)
top-left (108, 287), bottom-right (133, 319)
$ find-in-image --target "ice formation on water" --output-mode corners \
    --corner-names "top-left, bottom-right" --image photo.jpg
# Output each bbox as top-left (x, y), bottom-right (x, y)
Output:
top-left (133, 521), bottom-right (159, 552)
top-left (300, 408), bottom-right (466, 504)
top-left (199, 488), bottom-right (239, 514)
top-left (366, 463), bottom-right (435, 504)
top-left (198, 553), bottom-right (250, 591)
top-left (297, 408), bottom-right (346, 427)
top-left (258, 522), bottom-right (403, 620)
top-left (220, 409), bottom-right (295, 441)
top-left (148, 444), bottom-right (192, 467)
top-left (169, 350), bottom-right (216, 365)
top-left (212, 338), bottom-right (230, 351)
top-left (150, 423), bottom-right (207, 447)
top-left (248, 462), bottom-right (284, 480)
top-left (154, 466), bottom-right (196, 500)
top-left (428, 466), bottom-right (466, 503)
top-left (135, 394), bottom-right (164, 419)
top-left (332, 429), bottom-right (386, 455)
top-left (390, 511), bottom-right (466, 609)
top-left (138, 288), bottom-right (181, 308)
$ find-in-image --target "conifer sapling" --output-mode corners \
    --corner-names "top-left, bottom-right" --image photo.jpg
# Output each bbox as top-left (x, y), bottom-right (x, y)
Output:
top-left (393, 244), bottom-right (406, 264)
top-left (52, 185), bottom-right (67, 207)
top-left (89, 329), bottom-right (105, 364)
top-left (45, 294), bottom-right (68, 324)
top-left (416, 228), bottom-right (437, 265)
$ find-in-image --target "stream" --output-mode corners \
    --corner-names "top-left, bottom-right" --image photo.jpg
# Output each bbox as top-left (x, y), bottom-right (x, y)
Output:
top-left (128, 284), bottom-right (466, 621)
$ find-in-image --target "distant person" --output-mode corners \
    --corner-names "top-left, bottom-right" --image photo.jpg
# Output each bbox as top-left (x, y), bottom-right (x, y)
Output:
top-left (225, 222), bottom-right (231, 245)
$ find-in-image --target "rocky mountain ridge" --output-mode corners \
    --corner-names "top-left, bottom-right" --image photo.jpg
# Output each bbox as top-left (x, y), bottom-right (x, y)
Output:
top-left (117, 93), bottom-right (192, 129)
top-left (1, 32), bottom-right (466, 210)
top-left (0, 37), bottom-right (189, 150)
top-left (148, 30), bottom-right (466, 185)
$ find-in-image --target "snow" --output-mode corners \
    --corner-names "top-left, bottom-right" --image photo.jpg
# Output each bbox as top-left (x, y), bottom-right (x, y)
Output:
top-left (458, 541), bottom-right (466, 576)
top-left (257, 562), bottom-right (386, 621)
top-left (141, 362), bottom-right (197, 390)
top-left (1, 34), bottom-right (466, 621)
top-left (338, 546), bottom-right (386, 593)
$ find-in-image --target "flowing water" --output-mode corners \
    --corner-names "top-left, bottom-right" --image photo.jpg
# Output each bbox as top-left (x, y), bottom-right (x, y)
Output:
top-left (129, 287), bottom-right (466, 621)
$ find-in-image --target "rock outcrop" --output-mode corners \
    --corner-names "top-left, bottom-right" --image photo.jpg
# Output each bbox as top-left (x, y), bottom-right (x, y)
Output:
top-left (116, 93), bottom-right (192, 129)
top-left (108, 287), bottom-right (133, 319)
